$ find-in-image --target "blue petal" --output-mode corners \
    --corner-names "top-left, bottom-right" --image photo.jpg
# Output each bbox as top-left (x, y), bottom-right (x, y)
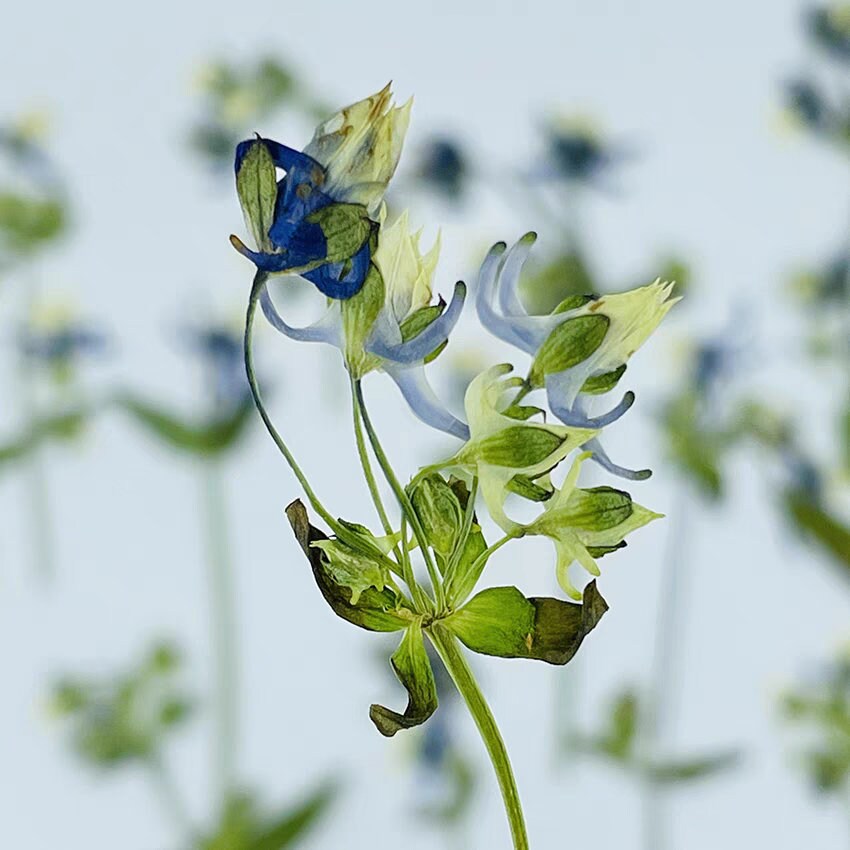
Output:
top-left (303, 240), bottom-right (372, 299)
top-left (259, 284), bottom-right (341, 347)
top-left (497, 232), bottom-right (536, 318)
top-left (384, 364), bottom-right (470, 440)
top-left (367, 281), bottom-right (467, 364)
top-left (549, 390), bottom-right (635, 429)
top-left (475, 239), bottom-right (561, 355)
top-left (583, 438), bottom-right (651, 481)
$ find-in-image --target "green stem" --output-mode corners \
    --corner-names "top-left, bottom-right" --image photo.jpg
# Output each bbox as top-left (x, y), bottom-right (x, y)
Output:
top-left (16, 282), bottom-right (55, 583)
top-left (352, 379), bottom-right (446, 612)
top-left (146, 752), bottom-right (195, 840)
top-left (640, 480), bottom-right (692, 850)
top-left (200, 458), bottom-right (238, 811)
top-left (427, 624), bottom-right (529, 850)
top-left (349, 377), bottom-right (395, 539)
top-left (243, 273), bottom-right (336, 529)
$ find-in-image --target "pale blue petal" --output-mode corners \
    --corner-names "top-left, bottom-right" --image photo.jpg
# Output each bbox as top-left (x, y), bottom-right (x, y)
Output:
top-left (367, 281), bottom-right (467, 364)
top-left (384, 364), bottom-right (470, 440)
top-left (260, 285), bottom-right (341, 347)
top-left (475, 239), bottom-right (561, 354)
top-left (583, 437), bottom-right (651, 481)
top-left (549, 389), bottom-right (635, 428)
top-left (497, 233), bottom-right (536, 319)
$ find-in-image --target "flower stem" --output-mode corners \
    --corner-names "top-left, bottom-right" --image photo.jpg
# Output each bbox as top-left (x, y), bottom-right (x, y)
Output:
top-left (146, 752), bottom-right (196, 840)
top-left (640, 480), bottom-right (692, 850)
top-left (200, 458), bottom-right (239, 811)
top-left (353, 379), bottom-right (446, 613)
top-left (427, 623), bottom-right (529, 850)
top-left (243, 272), bottom-right (336, 529)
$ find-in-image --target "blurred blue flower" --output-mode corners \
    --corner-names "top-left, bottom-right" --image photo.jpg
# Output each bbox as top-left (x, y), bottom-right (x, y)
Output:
top-left (185, 323), bottom-right (249, 413)
top-left (415, 137), bottom-right (468, 201)
top-left (807, 5), bottom-right (850, 63)
top-left (785, 78), bottom-right (834, 134)
top-left (535, 116), bottom-right (628, 186)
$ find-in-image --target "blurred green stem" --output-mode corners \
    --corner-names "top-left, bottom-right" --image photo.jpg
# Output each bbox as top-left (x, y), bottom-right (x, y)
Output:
top-left (16, 278), bottom-right (55, 582)
top-left (200, 457), bottom-right (238, 811)
top-left (428, 624), bottom-right (529, 850)
top-left (640, 481), bottom-right (692, 850)
top-left (147, 752), bottom-right (195, 840)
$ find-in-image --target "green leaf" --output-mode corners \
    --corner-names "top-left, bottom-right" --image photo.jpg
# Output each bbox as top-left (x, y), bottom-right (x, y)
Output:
top-left (529, 314), bottom-right (610, 387)
top-left (370, 620), bottom-right (438, 736)
top-left (785, 487), bottom-right (850, 571)
top-left (647, 751), bottom-right (740, 783)
top-left (285, 500), bottom-right (411, 632)
top-left (118, 394), bottom-right (253, 456)
top-left (408, 473), bottom-right (464, 558)
top-left (573, 689), bottom-right (638, 763)
top-left (306, 202), bottom-right (374, 264)
top-left (443, 581), bottom-right (608, 665)
top-left (249, 783), bottom-right (337, 850)
top-left (476, 425), bottom-right (565, 468)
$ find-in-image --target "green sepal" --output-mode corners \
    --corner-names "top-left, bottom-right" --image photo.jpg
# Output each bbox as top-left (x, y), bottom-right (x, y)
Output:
top-left (506, 473), bottom-right (554, 502)
top-left (118, 394), bottom-right (253, 456)
top-left (587, 541), bottom-right (627, 558)
top-left (557, 486), bottom-right (634, 531)
top-left (370, 619), bottom-right (438, 736)
top-left (399, 301), bottom-right (448, 363)
top-left (310, 539), bottom-right (391, 605)
top-left (400, 302), bottom-right (444, 342)
top-left (475, 425), bottom-right (565, 468)
top-left (442, 581), bottom-right (608, 665)
top-left (285, 500), bottom-right (411, 632)
top-left (235, 140), bottom-right (278, 252)
top-left (581, 364), bottom-right (627, 395)
top-left (502, 403), bottom-right (546, 421)
top-left (553, 294), bottom-right (595, 314)
top-left (442, 478), bottom-right (489, 607)
top-left (305, 203), bottom-right (374, 265)
top-left (528, 314), bottom-right (610, 388)
top-left (341, 262), bottom-right (385, 377)
top-left (408, 473), bottom-right (464, 559)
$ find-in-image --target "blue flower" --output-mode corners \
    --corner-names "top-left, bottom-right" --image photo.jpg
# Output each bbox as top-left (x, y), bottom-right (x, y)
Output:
top-left (231, 86), bottom-right (410, 300)
top-left (535, 116), bottom-right (628, 186)
top-left (19, 303), bottom-right (106, 372)
top-left (475, 234), bottom-right (677, 480)
top-left (184, 323), bottom-right (249, 413)
top-left (808, 5), bottom-right (850, 63)
top-left (260, 211), bottom-right (469, 439)
top-left (415, 137), bottom-right (468, 201)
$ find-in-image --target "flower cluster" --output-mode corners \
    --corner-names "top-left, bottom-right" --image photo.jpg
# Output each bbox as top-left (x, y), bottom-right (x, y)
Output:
top-left (232, 85), bottom-right (677, 849)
